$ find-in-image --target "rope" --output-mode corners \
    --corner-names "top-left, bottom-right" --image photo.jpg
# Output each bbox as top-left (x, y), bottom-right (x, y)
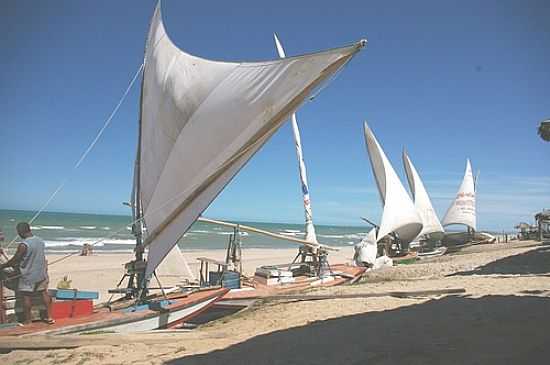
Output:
top-left (4, 63), bottom-right (144, 249)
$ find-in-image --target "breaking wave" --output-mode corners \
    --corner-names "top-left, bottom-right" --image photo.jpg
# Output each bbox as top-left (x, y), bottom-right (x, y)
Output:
top-left (31, 225), bottom-right (65, 230)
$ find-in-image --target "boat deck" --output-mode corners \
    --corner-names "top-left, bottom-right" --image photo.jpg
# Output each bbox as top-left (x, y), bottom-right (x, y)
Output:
top-left (0, 287), bottom-right (227, 337)
top-left (222, 264), bottom-right (365, 301)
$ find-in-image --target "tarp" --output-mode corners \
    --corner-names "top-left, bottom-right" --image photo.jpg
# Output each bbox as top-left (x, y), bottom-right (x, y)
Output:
top-left (139, 4), bottom-right (365, 278)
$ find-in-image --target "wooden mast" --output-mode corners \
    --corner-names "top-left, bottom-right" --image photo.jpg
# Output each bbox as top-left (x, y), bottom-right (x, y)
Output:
top-left (128, 5), bottom-right (153, 299)
top-left (197, 217), bottom-right (338, 252)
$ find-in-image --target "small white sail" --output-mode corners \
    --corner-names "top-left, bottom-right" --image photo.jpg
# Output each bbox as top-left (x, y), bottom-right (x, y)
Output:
top-left (273, 33), bottom-right (318, 244)
top-left (156, 244), bottom-right (196, 281)
top-left (442, 159), bottom-right (476, 231)
top-left (354, 227), bottom-right (377, 266)
top-left (363, 122), bottom-right (423, 244)
top-left (402, 150), bottom-right (444, 240)
top-left (139, 4), bottom-right (366, 278)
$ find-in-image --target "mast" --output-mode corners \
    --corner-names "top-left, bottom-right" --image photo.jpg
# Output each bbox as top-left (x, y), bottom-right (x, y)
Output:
top-left (128, 3), bottom-right (153, 297)
top-left (132, 75), bottom-right (146, 293)
top-left (273, 33), bottom-right (318, 244)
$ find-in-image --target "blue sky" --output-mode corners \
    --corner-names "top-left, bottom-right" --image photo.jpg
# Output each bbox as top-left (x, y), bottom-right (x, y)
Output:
top-left (1, 0), bottom-right (548, 231)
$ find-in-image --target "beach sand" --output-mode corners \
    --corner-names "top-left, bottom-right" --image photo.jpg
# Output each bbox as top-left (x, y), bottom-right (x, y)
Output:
top-left (2, 240), bottom-right (550, 364)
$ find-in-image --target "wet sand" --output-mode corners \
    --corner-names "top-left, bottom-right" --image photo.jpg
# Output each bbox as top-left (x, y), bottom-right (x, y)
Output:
top-left (2, 240), bottom-right (550, 364)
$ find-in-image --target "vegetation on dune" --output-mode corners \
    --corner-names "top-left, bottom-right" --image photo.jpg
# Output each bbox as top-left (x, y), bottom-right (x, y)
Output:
top-left (538, 120), bottom-right (550, 142)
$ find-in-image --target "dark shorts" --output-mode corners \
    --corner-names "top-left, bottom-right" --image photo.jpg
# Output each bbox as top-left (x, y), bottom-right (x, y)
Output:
top-left (18, 278), bottom-right (49, 293)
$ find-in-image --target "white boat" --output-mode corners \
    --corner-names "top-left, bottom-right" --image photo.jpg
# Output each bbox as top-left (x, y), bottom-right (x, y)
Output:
top-left (362, 123), bottom-right (423, 256)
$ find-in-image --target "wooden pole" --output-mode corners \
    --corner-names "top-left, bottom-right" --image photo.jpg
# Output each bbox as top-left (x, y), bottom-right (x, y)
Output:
top-left (0, 279), bottom-right (5, 324)
top-left (259, 288), bottom-right (466, 302)
top-left (197, 217), bottom-right (339, 252)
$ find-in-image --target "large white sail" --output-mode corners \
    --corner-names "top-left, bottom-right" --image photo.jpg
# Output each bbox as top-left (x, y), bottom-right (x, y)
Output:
top-left (363, 123), bottom-right (422, 244)
top-left (138, 4), bottom-right (366, 278)
top-left (273, 33), bottom-right (318, 244)
top-left (442, 159), bottom-right (476, 231)
top-left (402, 150), bottom-right (444, 239)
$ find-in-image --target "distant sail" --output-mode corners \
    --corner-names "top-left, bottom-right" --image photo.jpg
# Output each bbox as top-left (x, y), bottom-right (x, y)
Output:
top-left (442, 159), bottom-right (476, 230)
top-left (363, 123), bottom-right (423, 244)
top-left (138, 4), bottom-right (366, 278)
top-left (273, 33), bottom-right (318, 244)
top-left (402, 150), bottom-right (444, 239)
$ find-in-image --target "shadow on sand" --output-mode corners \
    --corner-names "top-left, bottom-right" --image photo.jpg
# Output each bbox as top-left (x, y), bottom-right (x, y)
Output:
top-left (167, 295), bottom-right (550, 365)
top-left (449, 245), bottom-right (550, 276)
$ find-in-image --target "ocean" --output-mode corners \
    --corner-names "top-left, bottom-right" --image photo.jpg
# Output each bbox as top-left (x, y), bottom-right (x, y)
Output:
top-left (0, 209), bottom-right (368, 253)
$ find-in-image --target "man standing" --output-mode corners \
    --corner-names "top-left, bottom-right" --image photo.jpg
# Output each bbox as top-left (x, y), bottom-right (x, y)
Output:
top-left (0, 222), bottom-right (54, 324)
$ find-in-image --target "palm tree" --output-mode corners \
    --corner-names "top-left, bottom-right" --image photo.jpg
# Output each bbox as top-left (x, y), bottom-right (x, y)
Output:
top-left (539, 119), bottom-right (550, 142)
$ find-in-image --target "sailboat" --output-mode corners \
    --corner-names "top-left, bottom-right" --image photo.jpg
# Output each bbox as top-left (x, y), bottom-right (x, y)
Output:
top-left (402, 150), bottom-right (447, 257)
top-left (362, 122), bottom-right (423, 258)
top-left (441, 159), bottom-right (494, 248)
top-left (0, 3), bottom-right (366, 335)
top-left (442, 159), bottom-right (476, 231)
top-left (215, 34), bottom-right (368, 304)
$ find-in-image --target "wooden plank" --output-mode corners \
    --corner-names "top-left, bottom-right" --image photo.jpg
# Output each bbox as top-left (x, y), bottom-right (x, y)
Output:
top-left (198, 217), bottom-right (339, 252)
top-left (51, 289), bottom-right (99, 300)
top-left (0, 335), bottom-right (180, 351)
top-left (260, 288), bottom-right (466, 302)
top-left (196, 257), bottom-right (228, 266)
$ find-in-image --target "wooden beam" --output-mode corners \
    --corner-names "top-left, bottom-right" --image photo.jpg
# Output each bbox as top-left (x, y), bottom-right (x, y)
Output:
top-left (198, 217), bottom-right (339, 252)
top-left (259, 288), bottom-right (466, 302)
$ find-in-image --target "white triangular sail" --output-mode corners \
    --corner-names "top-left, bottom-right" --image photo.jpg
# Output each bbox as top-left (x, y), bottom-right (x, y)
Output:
top-left (156, 244), bottom-right (196, 281)
top-left (273, 33), bottom-right (317, 244)
top-left (138, 4), bottom-right (366, 278)
top-left (402, 150), bottom-right (444, 239)
top-left (354, 227), bottom-right (377, 266)
top-left (363, 123), bottom-right (422, 244)
top-left (442, 159), bottom-right (476, 231)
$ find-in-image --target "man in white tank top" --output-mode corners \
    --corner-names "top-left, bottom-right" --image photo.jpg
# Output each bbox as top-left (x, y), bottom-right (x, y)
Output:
top-left (0, 222), bottom-right (54, 325)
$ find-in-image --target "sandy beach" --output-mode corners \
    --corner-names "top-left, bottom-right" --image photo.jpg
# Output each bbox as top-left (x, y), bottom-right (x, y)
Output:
top-left (2, 240), bottom-right (550, 364)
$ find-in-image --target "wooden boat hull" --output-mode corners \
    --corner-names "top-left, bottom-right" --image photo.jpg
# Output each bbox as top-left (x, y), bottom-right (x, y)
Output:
top-left (220, 264), bottom-right (365, 303)
top-left (0, 287), bottom-right (228, 337)
top-left (445, 242), bottom-right (474, 253)
top-left (391, 251), bottom-right (418, 263)
top-left (417, 246), bottom-right (447, 259)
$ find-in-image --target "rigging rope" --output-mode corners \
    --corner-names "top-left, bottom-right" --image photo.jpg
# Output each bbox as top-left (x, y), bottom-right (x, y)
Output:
top-left (5, 63), bottom-right (144, 249)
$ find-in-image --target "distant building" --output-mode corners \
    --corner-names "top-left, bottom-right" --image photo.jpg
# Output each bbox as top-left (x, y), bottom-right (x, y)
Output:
top-left (534, 209), bottom-right (550, 241)
top-left (514, 222), bottom-right (538, 240)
